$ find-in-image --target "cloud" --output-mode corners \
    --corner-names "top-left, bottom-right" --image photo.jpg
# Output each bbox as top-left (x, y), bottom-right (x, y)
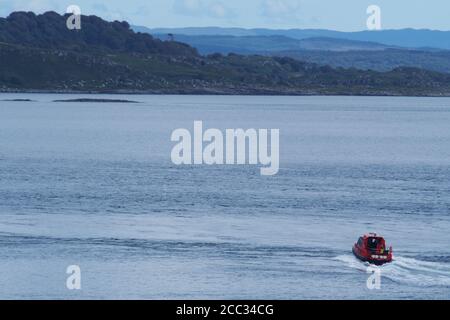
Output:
top-left (261, 0), bottom-right (302, 22)
top-left (173, 0), bottom-right (233, 19)
top-left (179, 0), bottom-right (202, 13)
top-left (3, 0), bottom-right (62, 13)
top-left (89, 3), bottom-right (126, 21)
top-left (0, 0), bottom-right (69, 18)
top-left (209, 3), bottom-right (227, 18)
top-left (91, 3), bottom-right (109, 13)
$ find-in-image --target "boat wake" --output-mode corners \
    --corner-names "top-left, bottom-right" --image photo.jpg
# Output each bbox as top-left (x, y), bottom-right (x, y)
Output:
top-left (335, 254), bottom-right (450, 287)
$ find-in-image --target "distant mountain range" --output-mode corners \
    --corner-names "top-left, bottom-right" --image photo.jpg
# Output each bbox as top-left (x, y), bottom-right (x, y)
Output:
top-left (134, 26), bottom-right (450, 51)
top-left (133, 26), bottom-right (450, 74)
top-left (3, 12), bottom-right (450, 96)
top-left (271, 49), bottom-right (450, 74)
top-left (149, 34), bottom-right (397, 54)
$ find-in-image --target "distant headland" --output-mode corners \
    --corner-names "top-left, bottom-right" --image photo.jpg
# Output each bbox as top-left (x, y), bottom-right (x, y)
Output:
top-left (2, 11), bottom-right (450, 97)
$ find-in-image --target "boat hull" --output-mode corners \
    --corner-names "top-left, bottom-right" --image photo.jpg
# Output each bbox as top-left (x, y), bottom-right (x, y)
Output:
top-left (352, 246), bottom-right (392, 266)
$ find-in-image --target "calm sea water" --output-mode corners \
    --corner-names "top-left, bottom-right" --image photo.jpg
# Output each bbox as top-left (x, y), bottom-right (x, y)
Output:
top-left (0, 94), bottom-right (449, 299)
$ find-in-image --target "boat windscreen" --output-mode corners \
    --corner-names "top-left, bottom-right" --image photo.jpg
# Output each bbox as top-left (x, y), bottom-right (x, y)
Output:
top-left (367, 237), bottom-right (379, 249)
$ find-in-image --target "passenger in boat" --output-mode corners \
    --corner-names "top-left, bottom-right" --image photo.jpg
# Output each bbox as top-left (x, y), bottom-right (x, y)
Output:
top-left (367, 237), bottom-right (379, 252)
top-left (368, 237), bottom-right (387, 254)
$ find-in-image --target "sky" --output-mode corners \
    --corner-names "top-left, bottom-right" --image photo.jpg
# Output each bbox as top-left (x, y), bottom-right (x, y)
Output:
top-left (1, 0), bottom-right (450, 31)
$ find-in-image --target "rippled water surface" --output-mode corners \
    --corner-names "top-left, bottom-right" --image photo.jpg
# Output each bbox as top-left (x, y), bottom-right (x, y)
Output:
top-left (0, 94), bottom-right (449, 299)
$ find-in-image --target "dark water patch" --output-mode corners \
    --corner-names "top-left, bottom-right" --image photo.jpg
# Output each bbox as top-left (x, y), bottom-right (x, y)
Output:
top-left (0, 233), bottom-right (339, 259)
top-left (415, 254), bottom-right (450, 263)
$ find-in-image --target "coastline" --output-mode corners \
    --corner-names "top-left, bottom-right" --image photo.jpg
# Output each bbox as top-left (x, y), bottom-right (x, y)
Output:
top-left (2, 88), bottom-right (450, 98)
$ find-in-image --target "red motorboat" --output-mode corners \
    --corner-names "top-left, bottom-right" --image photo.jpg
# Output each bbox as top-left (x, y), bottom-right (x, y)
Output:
top-left (352, 233), bottom-right (393, 265)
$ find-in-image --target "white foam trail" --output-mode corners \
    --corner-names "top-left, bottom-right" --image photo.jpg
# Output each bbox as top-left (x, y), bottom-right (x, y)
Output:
top-left (335, 254), bottom-right (370, 272)
top-left (335, 255), bottom-right (450, 287)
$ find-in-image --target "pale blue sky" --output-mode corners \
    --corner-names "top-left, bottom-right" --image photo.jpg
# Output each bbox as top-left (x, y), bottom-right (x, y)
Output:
top-left (1, 0), bottom-right (449, 31)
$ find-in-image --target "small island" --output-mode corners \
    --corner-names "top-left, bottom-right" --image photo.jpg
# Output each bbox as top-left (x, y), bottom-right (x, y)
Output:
top-left (53, 98), bottom-right (139, 103)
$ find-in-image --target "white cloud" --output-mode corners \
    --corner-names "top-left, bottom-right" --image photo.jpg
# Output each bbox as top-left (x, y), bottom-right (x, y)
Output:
top-left (173, 0), bottom-right (233, 19)
top-left (7, 0), bottom-right (62, 13)
top-left (262, 0), bottom-right (302, 22)
top-left (183, 0), bottom-right (202, 12)
top-left (209, 3), bottom-right (226, 18)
